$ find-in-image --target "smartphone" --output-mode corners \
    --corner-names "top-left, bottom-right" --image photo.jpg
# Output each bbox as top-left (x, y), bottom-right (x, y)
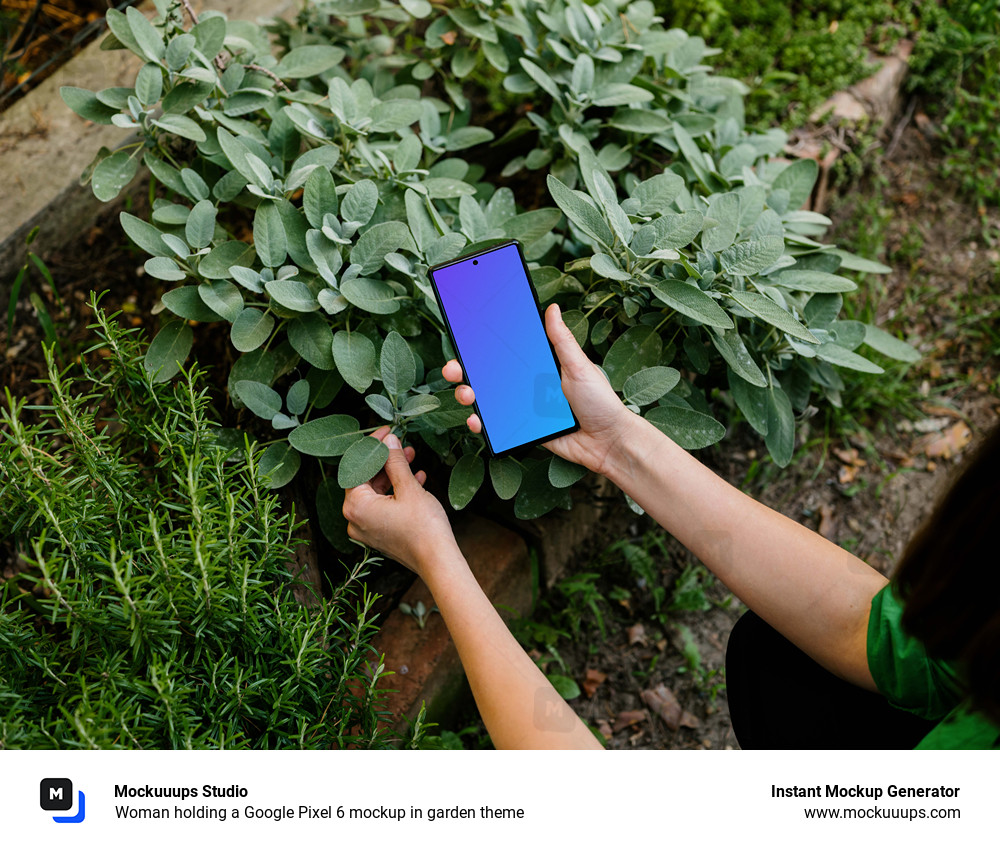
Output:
top-left (428, 240), bottom-right (579, 456)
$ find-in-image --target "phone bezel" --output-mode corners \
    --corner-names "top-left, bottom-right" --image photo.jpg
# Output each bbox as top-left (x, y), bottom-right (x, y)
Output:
top-left (427, 239), bottom-right (580, 457)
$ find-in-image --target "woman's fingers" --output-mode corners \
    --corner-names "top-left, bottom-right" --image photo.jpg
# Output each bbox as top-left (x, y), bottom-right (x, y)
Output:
top-left (467, 413), bottom-right (482, 434)
top-left (442, 359), bottom-right (464, 383)
top-left (456, 384), bottom-right (475, 406)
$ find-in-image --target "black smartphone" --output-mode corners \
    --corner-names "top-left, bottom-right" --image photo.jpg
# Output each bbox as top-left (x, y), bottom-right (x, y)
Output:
top-left (428, 240), bottom-right (579, 456)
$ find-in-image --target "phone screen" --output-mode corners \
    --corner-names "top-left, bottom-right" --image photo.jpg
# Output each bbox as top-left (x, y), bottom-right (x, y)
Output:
top-left (429, 241), bottom-right (578, 455)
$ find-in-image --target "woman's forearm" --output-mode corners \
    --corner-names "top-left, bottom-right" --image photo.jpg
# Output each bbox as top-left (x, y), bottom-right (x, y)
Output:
top-left (419, 545), bottom-right (602, 750)
top-left (601, 414), bottom-right (887, 689)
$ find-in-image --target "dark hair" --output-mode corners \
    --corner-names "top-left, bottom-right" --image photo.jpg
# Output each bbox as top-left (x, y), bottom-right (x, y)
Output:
top-left (894, 423), bottom-right (1000, 725)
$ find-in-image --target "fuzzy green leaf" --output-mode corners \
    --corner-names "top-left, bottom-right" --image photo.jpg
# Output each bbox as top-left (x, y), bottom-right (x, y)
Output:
top-left (489, 457), bottom-right (522, 500)
top-left (258, 443), bottom-right (300, 488)
top-left (231, 307), bottom-right (274, 352)
top-left (288, 314), bottom-right (335, 370)
top-left (333, 331), bottom-right (377, 393)
top-left (623, 366), bottom-right (680, 406)
top-left (92, 150), bottom-right (138, 201)
top-left (765, 383), bottom-right (795, 466)
top-left (184, 200), bottom-right (216, 250)
top-left (341, 278), bottom-right (400, 314)
top-left (727, 290), bottom-right (818, 343)
top-left (650, 279), bottom-right (733, 329)
top-left (449, 455), bottom-right (485, 509)
top-left (645, 405), bottom-right (726, 450)
top-left (603, 326), bottom-right (663, 391)
top-left (338, 437), bottom-right (390, 488)
top-left (380, 331), bottom-right (415, 396)
top-left (233, 380), bottom-right (282, 420)
top-left (862, 324), bottom-right (920, 363)
top-left (144, 321), bottom-right (192, 382)
top-left (288, 415), bottom-right (361, 457)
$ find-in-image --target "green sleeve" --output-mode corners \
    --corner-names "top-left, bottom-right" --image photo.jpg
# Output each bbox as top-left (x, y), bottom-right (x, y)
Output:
top-left (866, 584), bottom-right (966, 721)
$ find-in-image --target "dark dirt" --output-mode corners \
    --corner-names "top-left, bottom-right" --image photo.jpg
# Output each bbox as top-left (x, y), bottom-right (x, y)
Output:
top-left (1, 1), bottom-right (140, 112)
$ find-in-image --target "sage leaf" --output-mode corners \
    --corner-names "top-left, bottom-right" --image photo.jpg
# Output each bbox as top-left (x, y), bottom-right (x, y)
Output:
top-left (728, 368), bottom-right (769, 436)
top-left (333, 331), bottom-right (377, 393)
top-left (258, 443), bottom-right (300, 489)
top-left (288, 314), bottom-right (336, 370)
top-left (489, 457), bottom-right (522, 500)
top-left (92, 150), bottom-right (137, 201)
top-left (548, 456), bottom-right (586, 488)
top-left (380, 331), bottom-right (416, 395)
top-left (289, 415), bottom-right (362, 457)
top-left (144, 321), bottom-right (192, 383)
top-left (230, 307), bottom-right (274, 353)
top-left (765, 383), bottom-right (795, 467)
top-left (727, 290), bottom-right (819, 343)
top-left (623, 366), bottom-right (680, 406)
top-left (286, 379), bottom-right (311, 416)
top-left (448, 454), bottom-right (485, 509)
top-left (341, 277), bottom-right (400, 314)
top-left (603, 326), bottom-right (663, 391)
top-left (862, 324), bottom-right (920, 363)
top-left (645, 406), bottom-right (726, 450)
top-left (650, 279), bottom-right (733, 329)
top-left (815, 342), bottom-right (884, 374)
top-left (184, 199), bottom-right (216, 250)
top-left (338, 436), bottom-right (390, 488)
top-left (265, 279), bottom-right (319, 313)
top-left (198, 282), bottom-right (242, 324)
top-left (254, 202), bottom-right (287, 269)
top-left (233, 380), bottom-right (282, 420)
top-left (711, 326), bottom-right (766, 387)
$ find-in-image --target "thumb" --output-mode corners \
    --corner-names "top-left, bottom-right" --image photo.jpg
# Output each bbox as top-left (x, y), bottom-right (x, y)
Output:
top-left (545, 303), bottom-right (592, 379)
top-left (381, 433), bottom-right (417, 492)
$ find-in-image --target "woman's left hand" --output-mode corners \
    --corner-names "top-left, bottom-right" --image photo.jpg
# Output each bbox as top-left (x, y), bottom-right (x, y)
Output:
top-left (342, 426), bottom-right (459, 577)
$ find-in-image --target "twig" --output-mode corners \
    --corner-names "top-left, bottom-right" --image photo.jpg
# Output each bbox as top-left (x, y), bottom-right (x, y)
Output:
top-left (885, 95), bottom-right (917, 161)
top-left (244, 63), bottom-right (290, 92)
top-left (180, 0), bottom-right (199, 25)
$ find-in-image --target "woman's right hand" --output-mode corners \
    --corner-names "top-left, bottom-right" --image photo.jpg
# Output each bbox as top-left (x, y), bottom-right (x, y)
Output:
top-left (442, 303), bottom-right (635, 476)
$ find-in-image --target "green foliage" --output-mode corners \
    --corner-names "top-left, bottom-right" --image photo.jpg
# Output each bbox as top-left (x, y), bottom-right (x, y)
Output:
top-left (660, 0), bottom-right (921, 129)
top-left (65, 0), bottom-right (918, 532)
top-left (6, 227), bottom-right (60, 352)
top-left (0, 301), bottom-right (391, 748)
top-left (908, 0), bottom-right (1000, 205)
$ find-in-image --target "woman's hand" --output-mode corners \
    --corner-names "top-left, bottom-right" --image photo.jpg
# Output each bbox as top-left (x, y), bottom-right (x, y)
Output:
top-left (442, 303), bottom-right (635, 476)
top-left (342, 425), bottom-right (460, 578)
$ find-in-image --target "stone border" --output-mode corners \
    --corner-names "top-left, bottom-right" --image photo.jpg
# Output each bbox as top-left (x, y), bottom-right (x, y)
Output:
top-left (0, 0), bottom-right (292, 284)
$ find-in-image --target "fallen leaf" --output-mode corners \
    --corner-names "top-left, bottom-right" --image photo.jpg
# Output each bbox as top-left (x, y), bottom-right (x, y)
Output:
top-left (838, 464), bottom-right (859, 485)
top-left (641, 684), bottom-right (684, 731)
top-left (680, 711), bottom-right (700, 729)
top-left (832, 446), bottom-right (860, 465)
top-left (440, 30), bottom-right (458, 45)
top-left (596, 719), bottom-right (613, 740)
top-left (818, 504), bottom-right (837, 540)
top-left (914, 421), bottom-right (972, 459)
top-left (582, 669), bottom-right (607, 698)
top-left (626, 623), bottom-right (647, 646)
top-left (612, 709), bottom-right (647, 733)
top-left (919, 403), bottom-right (964, 420)
top-left (911, 416), bottom-right (952, 433)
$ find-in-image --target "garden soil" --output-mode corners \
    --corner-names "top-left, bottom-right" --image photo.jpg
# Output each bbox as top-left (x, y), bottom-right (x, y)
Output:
top-left (2, 125), bottom-right (998, 749)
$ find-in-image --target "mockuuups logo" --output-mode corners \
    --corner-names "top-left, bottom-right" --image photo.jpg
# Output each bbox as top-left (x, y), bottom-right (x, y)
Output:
top-left (40, 779), bottom-right (86, 823)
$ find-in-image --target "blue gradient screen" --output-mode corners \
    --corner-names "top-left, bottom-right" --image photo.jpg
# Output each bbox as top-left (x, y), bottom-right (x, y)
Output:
top-left (430, 243), bottom-right (576, 454)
